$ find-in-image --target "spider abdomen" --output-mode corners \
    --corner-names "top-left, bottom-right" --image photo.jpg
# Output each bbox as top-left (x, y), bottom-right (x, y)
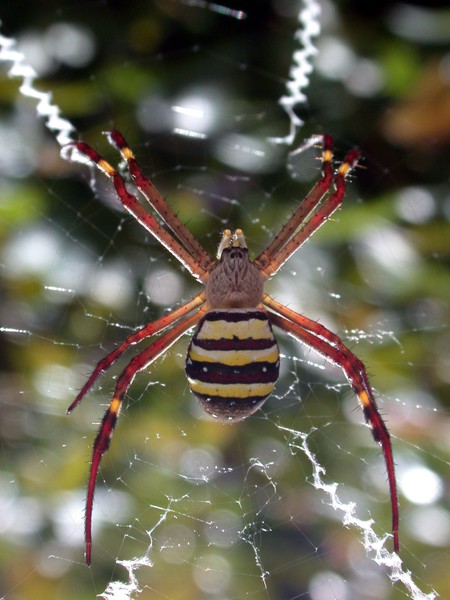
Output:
top-left (186, 309), bottom-right (280, 421)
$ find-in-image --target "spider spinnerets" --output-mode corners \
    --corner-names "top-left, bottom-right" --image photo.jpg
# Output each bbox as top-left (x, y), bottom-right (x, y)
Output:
top-left (66, 131), bottom-right (399, 565)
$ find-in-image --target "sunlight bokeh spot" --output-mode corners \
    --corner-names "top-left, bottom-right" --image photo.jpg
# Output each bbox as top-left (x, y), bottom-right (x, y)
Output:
top-left (400, 466), bottom-right (443, 505)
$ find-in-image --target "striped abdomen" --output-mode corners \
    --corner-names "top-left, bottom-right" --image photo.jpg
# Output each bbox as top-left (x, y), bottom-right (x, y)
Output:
top-left (186, 309), bottom-right (280, 421)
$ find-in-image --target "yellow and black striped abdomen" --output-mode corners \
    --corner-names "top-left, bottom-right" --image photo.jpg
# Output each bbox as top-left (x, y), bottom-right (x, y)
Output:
top-left (186, 309), bottom-right (280, 421)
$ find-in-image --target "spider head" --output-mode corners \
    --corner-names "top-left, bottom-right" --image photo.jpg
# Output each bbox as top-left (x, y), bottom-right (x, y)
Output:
top-left (206, 229), bottom-right (264, 308)
top-left (216, 228), bottom-right (247, 258)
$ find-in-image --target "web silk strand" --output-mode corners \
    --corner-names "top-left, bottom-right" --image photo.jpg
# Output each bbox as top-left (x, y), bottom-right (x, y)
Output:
top-left (270, 0), bottom-right (321, 145)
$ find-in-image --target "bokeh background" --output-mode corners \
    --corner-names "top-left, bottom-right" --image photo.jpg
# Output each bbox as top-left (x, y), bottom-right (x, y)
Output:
top-left (0, 1), bottom-right (449, 599)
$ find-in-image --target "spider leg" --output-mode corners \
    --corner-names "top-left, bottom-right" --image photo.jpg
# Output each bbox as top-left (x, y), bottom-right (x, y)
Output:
top-left (66, 141), bottom-right (211, 282)
top-left (84, 306), bottom-right (207, 566)
top-left (264, 295), bottom-right (399, 553)
top-left (67, 292), bottom-right (206, 414)
top-left (106, 130), bottom-right (214, 272)
top-left (255, 134), bottom-right (334, 269)
top-left (256, 145), bottom-right (360, 279)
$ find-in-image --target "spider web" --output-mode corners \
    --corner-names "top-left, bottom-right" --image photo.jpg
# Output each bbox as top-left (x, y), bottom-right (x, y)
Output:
top-left (0, 2), bottom-right (448, 599)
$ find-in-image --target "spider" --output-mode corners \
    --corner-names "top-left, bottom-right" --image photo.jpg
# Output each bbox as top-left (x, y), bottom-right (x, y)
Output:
top-left (66, 131), bottom-right (399, 565)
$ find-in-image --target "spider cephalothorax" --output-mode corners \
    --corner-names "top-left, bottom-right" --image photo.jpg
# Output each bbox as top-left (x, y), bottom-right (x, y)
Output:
top-left (205, 229), bottom-right (264, 309)
top-left (66, 131), bottom-right (399, 565)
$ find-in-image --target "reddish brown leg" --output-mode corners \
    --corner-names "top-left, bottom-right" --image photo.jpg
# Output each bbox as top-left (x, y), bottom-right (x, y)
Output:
top-left (66, 141), bottom-right (210, 282)
top-left (266, 303), bottom-right (399, 553)
top-left (67, 293), bottom-right (206, 414)
top-left (84, 307), bottom-right (206, 565)
top-left (107, 130), bottom-right (214, 272)
top-left (255, 134), bottom-right (334, 270)
top-left (257, 145), bottom-right (360, 279)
